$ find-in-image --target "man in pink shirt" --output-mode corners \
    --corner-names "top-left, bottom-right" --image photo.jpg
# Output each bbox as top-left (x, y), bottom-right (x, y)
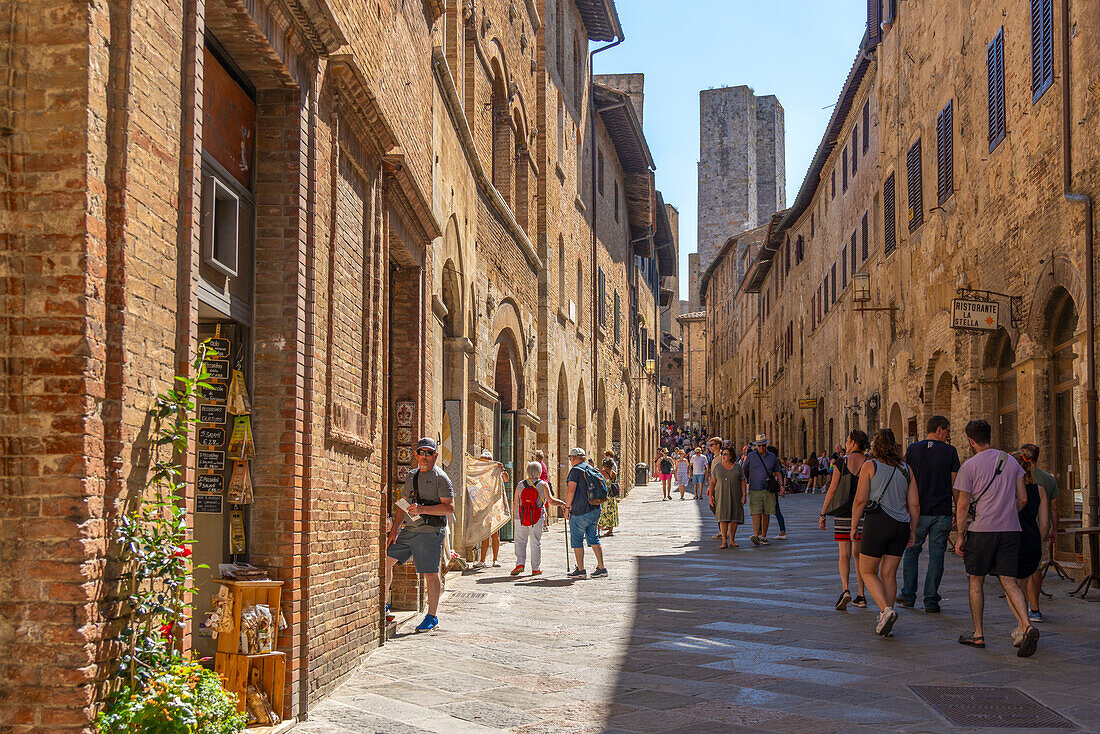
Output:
top-left (954, 419), bottom-right (1037, 657)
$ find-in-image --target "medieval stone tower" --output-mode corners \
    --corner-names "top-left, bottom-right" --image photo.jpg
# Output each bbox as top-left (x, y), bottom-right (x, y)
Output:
top-left (694, 86), bottom-right (785, 303)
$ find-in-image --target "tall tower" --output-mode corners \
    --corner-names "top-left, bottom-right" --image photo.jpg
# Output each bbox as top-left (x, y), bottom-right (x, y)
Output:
top-left (694, 86), bottom-right (785, 301)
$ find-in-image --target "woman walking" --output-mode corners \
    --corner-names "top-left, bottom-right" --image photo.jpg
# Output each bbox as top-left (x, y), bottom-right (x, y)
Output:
top-left (675, 449), bottom-right (691, 500)
top-left (851, 429), bottom-right (920, 637)
top-left (598, 455), bottom-right (621, 537)
top-left (708, 444), bottom-right (747, 548)
top-left (820, 431), bottom-right (870, 610)
top-left (808, 452), bottom-right (820, 492)
top-left (511, 461), bottom-right (567, 576)
top-left (1011, 451), bottom-right (1048, 643)
top-left (654, 449), bottom-right (674, 500)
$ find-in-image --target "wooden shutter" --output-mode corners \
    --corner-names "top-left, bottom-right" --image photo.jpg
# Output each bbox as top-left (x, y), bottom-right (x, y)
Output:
top-left (852, 129), bottom-right (859, 175)
top-left (861, 212), bottom-right (869, 261)
top-left (842, 245), bottom-right (848, 288)
top-left (988, 29), bottom-right (1006, 150)
top-left (1031, 0), bottom-right (1054, 100)
top-left (597, 267), bottom-right (606, 327)
top-left (936, 101), bottom-right (954, 204)
top-left (850, 231), bottom-right (857, 275)
top-left (842, 148), bottom-right (849, 192)
top-left (862, 102), bottom-right (870, 154)
top-left (884, 173), bottom-right (896, 255)
top-left (831, 264), bottom-right (837, 303)
top-left (868, 0), bottom-right (881, 46)
top-left (906, 139), bottom-right (923, 231)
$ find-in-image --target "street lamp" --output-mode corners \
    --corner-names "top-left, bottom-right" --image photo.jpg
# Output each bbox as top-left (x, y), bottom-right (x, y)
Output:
top-left (645, 358), bottom-right (655, 376)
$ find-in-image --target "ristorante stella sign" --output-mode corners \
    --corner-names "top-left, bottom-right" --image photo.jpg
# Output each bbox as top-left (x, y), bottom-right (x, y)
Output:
top-left (952, 298), bottom-right (1001, 331)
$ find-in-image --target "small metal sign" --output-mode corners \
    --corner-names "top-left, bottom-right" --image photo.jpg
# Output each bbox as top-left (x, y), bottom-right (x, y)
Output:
top-left (197, 474), bottom-right (224, 494)
top-left (799, 399), bottom-right (818, 409)
top-left (197, 450), bottom-right (225, 470)
top-left (952, 298), bottom-right (1000, 332)
top-left (198, 426), bottom-right (225, 447)
top-left (206, 337), bottom-right (232, 358)
top-left (201, 382), bottom-right (228, 401)
top-left (199, 404), bottom-right (227, 425)
top-left (205, 359), bottom-right (229, 380)
top-left (196, 494), bottom-right (224, 514)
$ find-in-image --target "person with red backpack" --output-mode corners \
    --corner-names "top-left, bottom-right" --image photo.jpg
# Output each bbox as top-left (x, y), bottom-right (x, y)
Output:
top-left (511, 461), bottom-right (567, 576)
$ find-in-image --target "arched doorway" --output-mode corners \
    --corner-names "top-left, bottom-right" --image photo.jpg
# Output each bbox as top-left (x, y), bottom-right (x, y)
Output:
top-left (889, 402), bottom-right (903, 444)
top-left (934, 372), bottom-right (953, 429)
top-left (611, 409), bottom-right (622, 465)
top-left (493, 333), bottom-right (521, 539)
top-left (1047, 289), bottom-right (1080, 556)
top-left (576, 383), bottom-right (587, 456)
top-left (556, 367), bottom-right (569, 502)
top-left (985, 328), bottom-right (1017, 450)
top-left (596, 379), bottom-right (607, 456)
top-left (800, 419), bottom-right (808, 457)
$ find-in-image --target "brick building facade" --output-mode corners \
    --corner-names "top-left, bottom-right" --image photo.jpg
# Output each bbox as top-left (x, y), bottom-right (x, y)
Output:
top-left (0, 0), bottom-right (674, 729)
top-left (704, 0), bottom-right (1100, 576)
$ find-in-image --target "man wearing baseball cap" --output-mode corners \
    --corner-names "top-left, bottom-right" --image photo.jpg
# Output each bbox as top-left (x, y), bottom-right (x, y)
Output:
top-left (384, 437), bottom-right (454, 632)
top-left (565, 447), bottom-right (608, 578)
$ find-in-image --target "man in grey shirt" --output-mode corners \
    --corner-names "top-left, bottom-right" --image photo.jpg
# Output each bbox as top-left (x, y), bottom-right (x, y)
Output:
top-left (385, 437), bottom-right (454, 632)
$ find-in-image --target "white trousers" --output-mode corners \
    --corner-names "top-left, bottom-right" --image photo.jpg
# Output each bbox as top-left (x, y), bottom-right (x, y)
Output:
top-left (513, 519), bottom-right (544, 570)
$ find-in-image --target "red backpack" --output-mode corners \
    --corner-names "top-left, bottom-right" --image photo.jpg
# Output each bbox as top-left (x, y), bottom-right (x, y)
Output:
top-left (517, 480), bottom-right (543, 526)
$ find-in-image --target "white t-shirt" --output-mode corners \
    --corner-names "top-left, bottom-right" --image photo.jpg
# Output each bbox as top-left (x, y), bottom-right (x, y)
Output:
top-left (690, 453), bottom-right (709, 475)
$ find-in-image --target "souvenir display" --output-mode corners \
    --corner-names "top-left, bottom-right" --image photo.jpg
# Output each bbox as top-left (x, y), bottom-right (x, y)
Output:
top-left (229, 510), bottom-right (247, 555)
top-left (245, 678), bottom-right (279, 726)
top-left (239, 604), bottom-right (274, 654)
top-left (227, 415), bottom-right (255, 460)
top-left (227, 461), bottom-right (253, 504)
top-left (227, 368), bottom-right (251, 415)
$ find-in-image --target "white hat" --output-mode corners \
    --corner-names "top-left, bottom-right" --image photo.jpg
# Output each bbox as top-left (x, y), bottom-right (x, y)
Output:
top-left (569, 447), bottom-right (586, 458)
top-left (480, 450), bottom-right (493, 459)
top-left (754, 434), bottom-right (769, 445)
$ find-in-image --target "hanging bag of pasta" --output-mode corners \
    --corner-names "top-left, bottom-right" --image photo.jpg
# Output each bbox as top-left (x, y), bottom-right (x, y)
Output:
top-left (227, 415), bottom-right (255, 460)
top-left (227, 460), bottom-right (254, 504)
top-left (230, 510), bottom-right (247, 555)
top-left (227, 368), bottom-right (251, 415)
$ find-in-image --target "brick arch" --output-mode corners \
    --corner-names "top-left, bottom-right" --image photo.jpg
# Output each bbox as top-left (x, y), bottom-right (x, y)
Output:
top-left (1027, 254), bottom-right (1086, 344)
top-left (489, 296), bottom-right (528, 365)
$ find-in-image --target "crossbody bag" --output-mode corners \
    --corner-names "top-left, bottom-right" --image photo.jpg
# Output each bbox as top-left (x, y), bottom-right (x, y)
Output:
top-left (968, 452), bottom-right (1007, 522)
top-left (753, 451), bottom-right (781, 494)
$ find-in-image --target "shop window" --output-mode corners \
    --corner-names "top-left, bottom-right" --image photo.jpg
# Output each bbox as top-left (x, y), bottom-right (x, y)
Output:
top-left (203, 174), bottom-right (240, 277)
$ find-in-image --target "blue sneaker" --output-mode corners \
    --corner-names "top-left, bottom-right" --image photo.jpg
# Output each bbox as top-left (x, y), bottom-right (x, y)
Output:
top-left (1028, 608), bottom-right (1044, 623)
top-left (567, 567), bottom-right (587, 578)
top-left (385, 603), bottom-right (394, 623)
top-left (415, 614), bottom-right (438, 632)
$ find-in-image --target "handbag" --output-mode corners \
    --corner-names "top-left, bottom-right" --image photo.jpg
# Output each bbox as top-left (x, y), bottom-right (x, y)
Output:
top-left (823, 461), bottom-right (855, 517)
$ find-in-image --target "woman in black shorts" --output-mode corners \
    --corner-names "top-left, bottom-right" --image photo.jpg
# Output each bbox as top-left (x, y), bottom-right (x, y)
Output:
top-left (851, 429), bottom-right (920, 638)
top-left (1011, 451), bottom-right (1049, 644)
top-left (819, 431), bottom-right (869, 610)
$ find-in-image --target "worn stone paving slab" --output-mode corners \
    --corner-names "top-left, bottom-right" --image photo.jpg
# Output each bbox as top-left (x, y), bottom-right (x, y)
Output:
top-left (300, 485), bottom-right (1100, 733)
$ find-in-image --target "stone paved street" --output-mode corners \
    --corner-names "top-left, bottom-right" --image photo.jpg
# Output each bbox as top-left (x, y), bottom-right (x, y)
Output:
top-left (298, 486), bottom-right (1100, 733)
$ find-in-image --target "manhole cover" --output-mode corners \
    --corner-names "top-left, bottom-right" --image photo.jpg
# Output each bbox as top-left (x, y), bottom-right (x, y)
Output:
top-left (445, 591), bottom-right (489, 602)
top-left (910, 686), bottom-right (1075, 729)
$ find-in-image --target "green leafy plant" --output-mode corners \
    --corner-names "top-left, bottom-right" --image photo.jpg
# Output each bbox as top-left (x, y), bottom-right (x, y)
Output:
top-left (96, 663), bottom-right (246, 734)
top-left (99, 343), bottom-right (245, 733)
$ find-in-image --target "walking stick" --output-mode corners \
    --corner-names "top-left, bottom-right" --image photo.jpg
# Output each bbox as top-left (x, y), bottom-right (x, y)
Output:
top-left (564, 510), bottom-right (570, 573)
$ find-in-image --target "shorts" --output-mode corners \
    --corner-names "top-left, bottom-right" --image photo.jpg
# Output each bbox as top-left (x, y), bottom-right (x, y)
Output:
top-left (964, 531), bottom-right (1021, 578)
top-left (691, 474), bottom-right (707, 486)
top-left (1017, 534), bottom-right (1042, 579)
top-left (387, 528), bottom-right (445, 574)
top-left (568, 509), bottom-right (601, 548)
top-left (860, 511), bottom-right (910, 558)
top-left (834, 513), bottom-right (864, 542)
top-left (658, 473), bottom-right (672, 482)
top-left (748, 490), bottom-right (776, 516)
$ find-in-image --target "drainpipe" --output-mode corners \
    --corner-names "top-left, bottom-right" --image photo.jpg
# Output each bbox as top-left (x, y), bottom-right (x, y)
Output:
top-left (1061, 0), bottom-right (1098, 530)
top-left (589, 32), bottom-right (624, 428)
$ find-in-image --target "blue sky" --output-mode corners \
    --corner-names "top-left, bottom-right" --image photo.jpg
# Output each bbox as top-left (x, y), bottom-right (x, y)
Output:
top-left (596, 0), bottom-right (868, 299)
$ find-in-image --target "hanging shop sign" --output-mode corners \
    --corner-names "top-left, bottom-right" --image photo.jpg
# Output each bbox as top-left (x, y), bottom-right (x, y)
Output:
top-left (798, 399), bottom-right (818, 410)
top-left (206, 337), bottom-right (232, 359)
top-left (951, 299), bottom-right (1000, 332)
top-left (196, 494), bottom-right (224, 515)
top-left (205, 359), bottom-right (229, 380)
top-left (197, 474), bottom-right (225, 494)
top-left (198, 426), bottom-right (226, 446)
top-left (200, 404), bottom-right (228, 425)
top-left (198, 450), bottom-right (226, 471)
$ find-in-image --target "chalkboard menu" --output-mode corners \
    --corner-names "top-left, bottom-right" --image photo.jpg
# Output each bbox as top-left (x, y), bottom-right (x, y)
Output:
top-left (198, 450), bottom-right (225, 471)
top-left (198, 427), bottom-right (225, 446)
top-left (199, 404), bottom-right (227, 425)
top-left (205, 359), bottom-right (229, 380)
top-left (206, 337), bottom-right (231, 358)
top-left (201, 382), bottom-right (228, 401)
top-left (196, 494), bottom-right (223, 514)
top-left (196, 474), bottom-right (224, 494)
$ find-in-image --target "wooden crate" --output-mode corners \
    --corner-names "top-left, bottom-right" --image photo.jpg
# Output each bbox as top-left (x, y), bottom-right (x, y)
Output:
top-left (214, 650), bottom-right (285, 716)
top-left (212, 580), bottom-right (285, 722)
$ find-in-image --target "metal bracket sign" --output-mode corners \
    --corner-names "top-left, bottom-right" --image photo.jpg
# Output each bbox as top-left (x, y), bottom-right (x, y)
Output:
top-left (952, 288), bottom-right (1023, 335)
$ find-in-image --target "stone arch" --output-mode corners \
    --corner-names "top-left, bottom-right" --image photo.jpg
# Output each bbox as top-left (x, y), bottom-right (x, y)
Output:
top-left (489, 296), bottom-right (528, 365)
top-left (493, 331), bottom-right (520, 412)
top-left (889, 402), bottom-right (903, 443)
top-left (596, 378), bottom-right (607, 456)
top-left (576, 381), bottom-right (588, 455)
top-left (933, 371), bottom-right (954, 427)
top-left (611, 408), bottom-right (622, 461)
top-left (1028, 255), bottom-right (1086, 342)
top-left (441, 256), bottom-right (463, 339)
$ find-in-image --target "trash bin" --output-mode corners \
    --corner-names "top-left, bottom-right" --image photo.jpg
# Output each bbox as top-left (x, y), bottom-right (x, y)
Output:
top-left (635, 462), bottom-right (649, 487)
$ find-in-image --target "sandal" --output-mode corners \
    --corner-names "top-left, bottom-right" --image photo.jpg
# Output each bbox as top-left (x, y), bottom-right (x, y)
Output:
top-left (719, 543), bottom-right (728, 549)
top-left (1017, 626), bottom-right (1040, 658)
top-left (958, 634), bottom-right (986, 648)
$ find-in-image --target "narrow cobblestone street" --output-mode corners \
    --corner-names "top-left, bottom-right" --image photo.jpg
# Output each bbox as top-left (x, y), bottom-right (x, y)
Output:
top-left (298, 486), bottom-right (1100, 733)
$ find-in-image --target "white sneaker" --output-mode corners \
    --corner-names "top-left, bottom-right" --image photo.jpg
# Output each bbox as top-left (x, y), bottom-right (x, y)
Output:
top-left (876, 608), bottom-right (898, 637)
top-left (776, 532), bottom-right (787, 540)
top-left (473, 561), bottom-right (486, 569)
top-left (491, 561), bottom-right (501, 568)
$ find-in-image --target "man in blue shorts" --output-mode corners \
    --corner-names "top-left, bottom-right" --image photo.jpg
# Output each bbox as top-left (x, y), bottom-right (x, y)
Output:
top-left (565, 448), bottom-right (607, 578)
top-left (384, 437), bottom-right (455, 632)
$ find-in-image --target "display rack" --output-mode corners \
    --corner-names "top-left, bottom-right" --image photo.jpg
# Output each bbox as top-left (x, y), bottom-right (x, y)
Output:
top-left (213, 579), bottom-right (285, 725)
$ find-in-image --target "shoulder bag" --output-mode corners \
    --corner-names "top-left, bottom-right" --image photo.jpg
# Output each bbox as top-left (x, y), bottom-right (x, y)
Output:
top-left (823, 460), bottom-right (855, 517)
top-left (754, 452), bottom-right (781, 494)
top-left (968, 452), bottom-right (1007, 521)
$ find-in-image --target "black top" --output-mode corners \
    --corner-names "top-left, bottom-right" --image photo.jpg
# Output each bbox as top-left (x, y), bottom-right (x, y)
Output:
top-left (904, 439), bottom-right (961, 516)
top-left (1019, 482), bottom-right (1041, 548)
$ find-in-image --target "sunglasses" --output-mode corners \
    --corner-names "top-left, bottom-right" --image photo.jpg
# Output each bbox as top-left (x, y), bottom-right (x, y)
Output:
top-left (416, 449), bottom-right (436, 457)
